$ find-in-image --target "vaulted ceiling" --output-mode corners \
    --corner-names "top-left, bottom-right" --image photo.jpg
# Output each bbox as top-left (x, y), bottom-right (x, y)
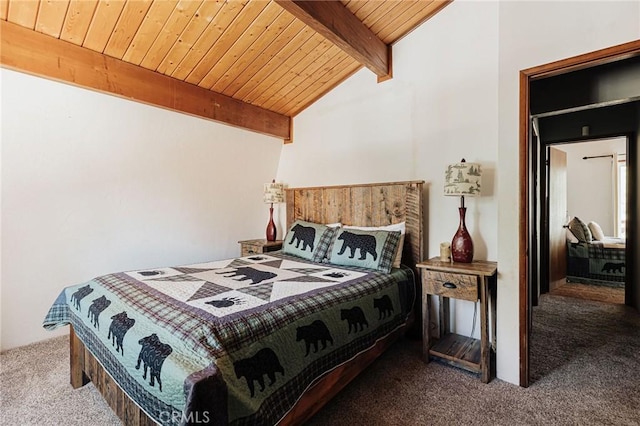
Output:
top-left (0, 0), bottom-right (450, 141)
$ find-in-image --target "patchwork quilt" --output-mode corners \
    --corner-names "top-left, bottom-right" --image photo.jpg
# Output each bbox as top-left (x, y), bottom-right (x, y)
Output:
top-left (567, 241), bottom-right (625, 287)
top-left (43, 253), bottom-right (415, 425)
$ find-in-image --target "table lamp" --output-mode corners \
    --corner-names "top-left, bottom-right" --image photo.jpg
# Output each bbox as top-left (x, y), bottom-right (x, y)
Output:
top-left (444, 159), bottom-right (482, 263)
top-left (264, 180), bottom-right (285, 242)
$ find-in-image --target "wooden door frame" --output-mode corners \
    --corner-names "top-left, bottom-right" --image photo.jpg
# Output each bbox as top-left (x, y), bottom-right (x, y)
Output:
top-left (518, 39), bottom-right (640, 387)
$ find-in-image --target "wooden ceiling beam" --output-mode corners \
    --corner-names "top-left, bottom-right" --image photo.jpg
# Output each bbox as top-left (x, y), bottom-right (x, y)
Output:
top-left (275, 0), bottom-right (391, 80)
top-left (0, 20), bottom-right (291, 141)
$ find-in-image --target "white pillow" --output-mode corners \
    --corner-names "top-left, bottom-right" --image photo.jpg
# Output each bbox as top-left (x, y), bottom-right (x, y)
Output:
top-left (344, 222), bottom-right (405, 268)
top-left (588, 221), bottom-right (605, 241)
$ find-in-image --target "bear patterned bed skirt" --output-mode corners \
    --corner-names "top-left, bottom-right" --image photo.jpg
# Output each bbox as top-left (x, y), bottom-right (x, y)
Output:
top-left (566, 242), bottom-right (625, 287)
top-left (43, 253), bottom-right (415, 425)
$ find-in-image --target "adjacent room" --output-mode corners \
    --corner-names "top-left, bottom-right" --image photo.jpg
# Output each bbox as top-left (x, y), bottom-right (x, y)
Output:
top-left (549, 138), bottom-right (627, 304)
top-left (1, 1), bottom-right (639, 425)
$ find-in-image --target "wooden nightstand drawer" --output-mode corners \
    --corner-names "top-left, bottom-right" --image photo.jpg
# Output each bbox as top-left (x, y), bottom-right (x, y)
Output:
top-left (238, 239), bottom-right (283, 257)
top-left (241, 244), bottom-right (263, 256)
top-left (424, 270), bottom-right (478, 301)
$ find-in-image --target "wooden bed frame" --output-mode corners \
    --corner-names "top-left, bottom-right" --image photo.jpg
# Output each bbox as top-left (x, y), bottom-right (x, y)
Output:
top-left (70, 180), bottom-right (424, 425)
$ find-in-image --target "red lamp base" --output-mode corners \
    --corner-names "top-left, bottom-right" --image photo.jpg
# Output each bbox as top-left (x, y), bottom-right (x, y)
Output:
top-left (451, 207), bottom-right (473, 263)
top-left (266, 205), bottom-right (277, 242)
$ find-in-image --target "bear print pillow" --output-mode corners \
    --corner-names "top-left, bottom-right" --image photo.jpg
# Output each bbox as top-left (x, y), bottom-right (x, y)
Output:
top-left (283, 220), bottom-right (337, 262)
top-left (327, 228), bottom-right (401, 273)
top-left (344, 222), bottom-right (405, 268)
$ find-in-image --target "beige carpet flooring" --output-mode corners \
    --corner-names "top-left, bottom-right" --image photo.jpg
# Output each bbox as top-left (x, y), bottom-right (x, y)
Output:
top-left (1, 294), bottom-right (639, 425)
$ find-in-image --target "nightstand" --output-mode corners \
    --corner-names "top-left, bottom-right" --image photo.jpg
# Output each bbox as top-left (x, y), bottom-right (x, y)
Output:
top-left (417, 257), bottom-right (498, 383)
top-left (238, 239), bottom-right (283, 257)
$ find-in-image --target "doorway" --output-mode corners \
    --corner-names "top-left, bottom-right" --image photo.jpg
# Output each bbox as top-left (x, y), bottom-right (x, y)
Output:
top-left (518, 40), bottom-right (640, 387)
top-left (545, 138), bottom-right (628, 305)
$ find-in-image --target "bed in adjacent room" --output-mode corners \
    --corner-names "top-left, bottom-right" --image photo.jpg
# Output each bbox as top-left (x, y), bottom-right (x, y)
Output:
top-left (566, 217), bottom-right (626, 287)
top-left (43, 180), bottom-right (424, 425)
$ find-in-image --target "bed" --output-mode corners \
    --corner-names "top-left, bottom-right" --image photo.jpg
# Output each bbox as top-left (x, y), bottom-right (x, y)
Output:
top-left (43, 180), bottom-right (424, 425)
top-left (566, 238), bottom-right (626, 287)
top-left (565, 217), bottom-right (626, 287)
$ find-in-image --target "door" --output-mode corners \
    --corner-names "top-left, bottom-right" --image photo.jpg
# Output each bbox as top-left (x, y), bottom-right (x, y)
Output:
top-left (548, 147), bottom-right (568, 291)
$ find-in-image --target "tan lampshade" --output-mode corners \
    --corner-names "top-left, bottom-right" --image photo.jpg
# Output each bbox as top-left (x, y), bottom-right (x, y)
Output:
top-left (264, 182), bottom-right (285, 204)
top-left (444, 161), bottom-right (482, 196)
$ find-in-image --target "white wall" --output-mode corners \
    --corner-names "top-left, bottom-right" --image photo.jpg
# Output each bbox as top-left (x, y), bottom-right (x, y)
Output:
top-left (498, 1), bottom-right (638, 383)
top-left (279, 0), bottom-right (640, 385)
top-left (0, 69), bottom-right (283, 351)
top-left (556, 138), bottom-right (626, 235)
top-left (278, 0), bottom-right (500, 362)
top-left (0, 66), bottom-right (3, 349)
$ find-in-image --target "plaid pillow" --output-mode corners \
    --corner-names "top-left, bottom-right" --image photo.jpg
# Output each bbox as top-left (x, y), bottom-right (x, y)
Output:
top-left (283, 220), bottom-right (337, 262)
top-left (327, 228), bottom-right (401, 273)
top-left (568, 217), bottom-right (592, 242)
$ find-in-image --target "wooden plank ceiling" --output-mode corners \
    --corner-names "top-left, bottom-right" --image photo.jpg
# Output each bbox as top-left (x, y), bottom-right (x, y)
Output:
top-left (0, 0), bottom-right (450, 141)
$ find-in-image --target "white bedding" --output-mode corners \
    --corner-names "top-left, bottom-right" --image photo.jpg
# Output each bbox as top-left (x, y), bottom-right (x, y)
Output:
top-left (593, 237), bottom-right (625, 249)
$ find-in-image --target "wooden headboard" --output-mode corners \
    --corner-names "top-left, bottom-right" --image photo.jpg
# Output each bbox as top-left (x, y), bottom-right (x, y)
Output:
top-left (285, 180), bottom-right (424, 269)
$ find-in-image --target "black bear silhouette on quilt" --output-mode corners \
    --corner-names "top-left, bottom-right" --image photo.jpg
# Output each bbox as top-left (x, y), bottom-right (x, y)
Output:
top-left (108, 311), bottom-right (136, 356)
top-left (234, 348), bottom-right (285, 397)
top-left (341, 306), bottom-right (368, 333)
top-left (87, 295), bottom-right (111, 330)
top-left (70, 285), bottom-right (93, 311)
top-left (337, 231), bottom-right (378, 260)
top-left (136, 334), bottom-right (173, 392)
top-left (216, 267), bottom-right (277, 285)
top-left (373, 295), bottom-right (394, 320)
top-left (601, 262), bottom-right (625, 274)
top-left (296, 320), bottom-right (334, 356)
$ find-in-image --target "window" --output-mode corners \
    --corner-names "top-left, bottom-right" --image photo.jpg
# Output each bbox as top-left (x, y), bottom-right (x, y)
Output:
top-left (617, 157), bottom-right (626, 238)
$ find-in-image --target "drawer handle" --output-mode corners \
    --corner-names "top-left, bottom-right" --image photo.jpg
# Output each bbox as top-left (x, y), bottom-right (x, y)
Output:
top-left (248, 250), bottom-right (256, 254)
top-left (443, 282), bottom-right (457, 289)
